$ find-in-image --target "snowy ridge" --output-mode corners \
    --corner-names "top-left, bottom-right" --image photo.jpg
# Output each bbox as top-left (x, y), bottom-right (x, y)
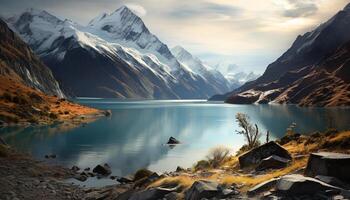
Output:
top-left (6, 6), bottom-right (241, 99)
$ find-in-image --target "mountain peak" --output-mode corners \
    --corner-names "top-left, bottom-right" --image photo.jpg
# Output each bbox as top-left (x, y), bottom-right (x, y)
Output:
top-left (115, 5), bottom-right (133, 14)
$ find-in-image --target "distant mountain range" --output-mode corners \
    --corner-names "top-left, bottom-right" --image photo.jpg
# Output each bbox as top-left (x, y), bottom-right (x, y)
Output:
top-left (5, 6), bottom-right (251, 99)
top-left (219, 3), bottom-right (350, 106)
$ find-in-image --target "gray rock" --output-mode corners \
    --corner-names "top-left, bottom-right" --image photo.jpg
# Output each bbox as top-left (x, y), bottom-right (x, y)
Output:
top-left (185, 180), bottom-right (219, 200)
top-left (71, 166), bottom-right (80, 171)
top-left (315, 175), bottom-right (350, 190)
top-left (247, 178), bottom-right (279, 196)
top-left (185, 180), bottom-right (238, 200)
top-left (305, 152), bottom-right (350, 183)
top-left (92, 163), bottom-right (111, 175)
top-left (238, 141), bottom-right (292, 168)
top-left (256, 155), bottom-right (290, 171)
top-left (276, 174), bottom-right (341, 195)
top-left (128, 187), bottom-right (176, 200)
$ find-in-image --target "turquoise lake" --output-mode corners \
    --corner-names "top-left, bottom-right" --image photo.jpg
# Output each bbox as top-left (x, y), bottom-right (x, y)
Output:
top-left (1, 99), bottom-right (349, 187)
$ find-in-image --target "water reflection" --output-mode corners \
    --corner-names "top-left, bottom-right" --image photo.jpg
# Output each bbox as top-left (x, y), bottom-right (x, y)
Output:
top-left (0, 100), bottom-right (349, 187)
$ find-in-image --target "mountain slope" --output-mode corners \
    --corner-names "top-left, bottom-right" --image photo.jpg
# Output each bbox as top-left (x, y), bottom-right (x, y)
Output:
top-left (7, 7), bottom-right (231, 99)
top-left (171, 46), bottom-right (232, 93)
top-left (226, 3), bottom-right (350, 106)
top-left (0, 19), bottom-right (101, 124)
top-left (0, 17), bottom-right (63, 97)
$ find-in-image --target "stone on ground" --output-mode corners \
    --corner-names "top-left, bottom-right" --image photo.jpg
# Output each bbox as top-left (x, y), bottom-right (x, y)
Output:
top-left (305, 152), bottom-right (350, 182)
top-left (238, 141), bottom-right (292, 168)
top-left (276, 174), bottom-right (341, 195)
top-left (185, 180), bottom-right (238, 200)
top-left (92, 163), bottom-right (111, 175)
top-left (247, 178), bottom-right (279, 196)
top-left (256, 155), bottom-right (290, 171)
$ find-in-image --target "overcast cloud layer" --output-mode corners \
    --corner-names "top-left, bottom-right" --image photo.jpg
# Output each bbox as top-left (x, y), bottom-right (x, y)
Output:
top-left (0, 0), bottom-right (348, 73)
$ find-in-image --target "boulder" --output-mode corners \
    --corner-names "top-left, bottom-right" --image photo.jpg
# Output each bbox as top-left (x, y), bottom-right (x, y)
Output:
top-left (92, 163), bottom-right (111, 175)
top-left (276, 174), bottom-right (341, 195)
top-left (167, 137), bottom-right (180, 144)
top-left (185, 180), bottom-right (219, 200)
top-left (238, 141), bottom-right (292, 168)
top-left (247, 178), bottom-right (279, 196)
top-left (305, 152), bottom-right (350, 183)
top-left (185, 180), bottom-right (238, 200)
top-left (128, 187), bottom-right (176, 200)
top-left (256, 155), bottom-right (290, 171)
top-left (176, 166), bottom-right (185, 172)
top-left (71, 165), bottom-right (80, 171)
top-left (315, 175), bottom-right (350, 190)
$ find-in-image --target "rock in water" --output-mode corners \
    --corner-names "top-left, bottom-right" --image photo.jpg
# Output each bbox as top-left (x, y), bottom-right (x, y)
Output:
top-left (305, 152), bottom-right (350, 182)
top-left (167, 137), bottom-right (180, 144)
top-left (276, 174), bottom-right (341, 195)
top-left (92, 163), bottom-right (111, 175)
top-left (256, 155), bottom-right (290, 171)
top-left (238, 141), bottom-right (292, 168)
top-left (71, 165), bottom-right (80, 171)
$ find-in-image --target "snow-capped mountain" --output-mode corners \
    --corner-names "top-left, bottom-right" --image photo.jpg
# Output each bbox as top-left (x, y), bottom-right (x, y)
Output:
top-left (171, 46), bottom-right (232, 92)
top-left (6, 7), bottom-right (234, 99)
top-left (226, 72), bottom-right (260, 85)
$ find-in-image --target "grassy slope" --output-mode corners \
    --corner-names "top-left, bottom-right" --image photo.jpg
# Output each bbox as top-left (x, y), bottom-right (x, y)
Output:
top-left (150, 130), bottom-right (350, 194)
top-left (0, 74), bottom-right (102, 125)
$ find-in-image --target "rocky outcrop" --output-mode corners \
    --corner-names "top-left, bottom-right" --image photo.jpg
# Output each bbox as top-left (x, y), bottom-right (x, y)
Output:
top-left (185, 180), bottom-right (238, 200)
top-left (305, 152), bottom-right (350, 182)
top-left (0, 19), bottom-right (63, 97)
top-left (247, 178), bottom-right (279, 196)
top-left (255, 155), bottom-right (290, 171)
top-left (276, 174), bottom-right (341, 195)
top-left (92, 164), bottom-right (111, 176)
top-left (238, 141), bottom-right (292, 168)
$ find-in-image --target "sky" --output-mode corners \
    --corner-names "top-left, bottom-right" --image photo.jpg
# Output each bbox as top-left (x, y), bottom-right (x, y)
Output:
top-left (0, 0), bottom-right (349, 73)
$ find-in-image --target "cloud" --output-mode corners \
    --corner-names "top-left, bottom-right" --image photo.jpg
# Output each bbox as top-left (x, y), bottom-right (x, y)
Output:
top-left (168, 2), bottom-right (242, 20)
top-left (125, 3), bottom-right (147, 16)
top-left (281, 0), bottom-right (319, 18)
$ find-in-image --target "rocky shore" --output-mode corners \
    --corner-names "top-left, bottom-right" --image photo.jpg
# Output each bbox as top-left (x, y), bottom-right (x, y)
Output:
top-left (0, 130), bottom-right (349, 200)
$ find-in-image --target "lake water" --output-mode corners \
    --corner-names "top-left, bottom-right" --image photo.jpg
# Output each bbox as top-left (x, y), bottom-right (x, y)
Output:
top-left (1, 99), bottom-right (349, 187)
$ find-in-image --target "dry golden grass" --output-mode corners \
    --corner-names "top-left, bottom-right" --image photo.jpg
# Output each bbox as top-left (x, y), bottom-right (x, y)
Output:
top-left (0, 75), bottom-right (102, 125)
top-left (146, 131), bottom-right (350, 198)
top-left (149, 176), bottom-right (197, 191)
top-left (221, 158), bottom-right (307, 192)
